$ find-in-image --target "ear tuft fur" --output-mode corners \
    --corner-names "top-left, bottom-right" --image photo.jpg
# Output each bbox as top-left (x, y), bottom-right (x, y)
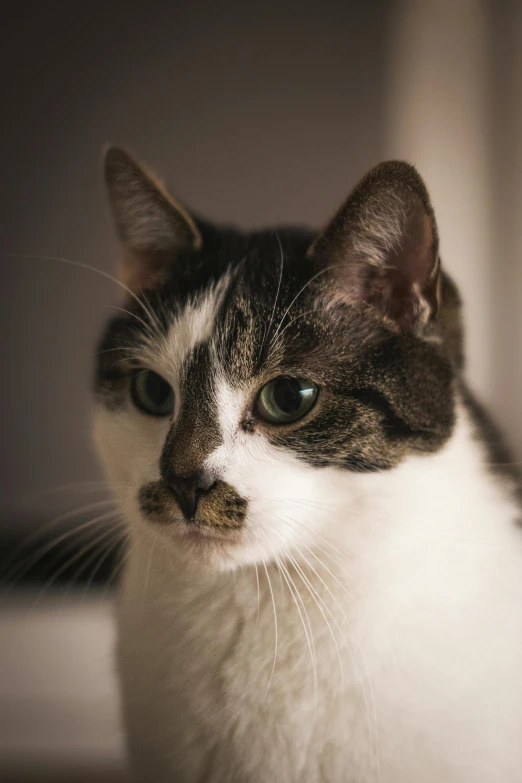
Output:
top-left (104, 146), bottom-right (202, 294)
top-left (309, 161), bottom-right (440, 333)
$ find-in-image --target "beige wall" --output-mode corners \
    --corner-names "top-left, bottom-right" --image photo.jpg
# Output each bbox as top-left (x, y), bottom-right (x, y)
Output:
top-left (387, 0), bottom-right (492, 400)
top-left (489, 1), bottom-right (522, 466)
top-left (387, 0), bottom-right (521, 461)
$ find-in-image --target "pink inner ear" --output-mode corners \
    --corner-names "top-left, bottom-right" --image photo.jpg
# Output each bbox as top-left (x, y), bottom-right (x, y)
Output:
top-left (364, 208), bottom-right (440, 332)
top-left (311, 161), bottom-right (441, 334)
top-left (333, 202), bottom-right (440, 334)
top-left (388, 209), bottom-right (436, 292)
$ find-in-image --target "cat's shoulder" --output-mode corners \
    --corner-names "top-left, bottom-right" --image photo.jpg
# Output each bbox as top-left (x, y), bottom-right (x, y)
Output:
top-left (461, 386), bottom-right (522, 509)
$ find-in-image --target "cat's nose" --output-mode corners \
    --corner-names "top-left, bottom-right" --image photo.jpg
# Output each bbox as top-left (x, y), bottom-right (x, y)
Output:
top-left (165, 469), bottom-right (214, 521)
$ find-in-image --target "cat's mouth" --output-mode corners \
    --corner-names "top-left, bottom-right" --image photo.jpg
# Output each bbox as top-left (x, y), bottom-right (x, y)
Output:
top-left (137, 480), bottom-right (247, 543)
top-left (177, 523), bottom-right (243, 549)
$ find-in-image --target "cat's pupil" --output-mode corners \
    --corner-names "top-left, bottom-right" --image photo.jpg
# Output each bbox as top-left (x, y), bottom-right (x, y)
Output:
top-left (146, 373), bottom-right (170, 405)
top-left (131, 369), bottom-right (174, 416)
top-left (273, 378), bottom-right (303, 414)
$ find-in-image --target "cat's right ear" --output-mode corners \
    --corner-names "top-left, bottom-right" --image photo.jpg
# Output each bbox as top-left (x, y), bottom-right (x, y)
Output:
top-left (104, 146), bottom-right (202, 294)
top-left (307, 161), bottom-right (440, 334)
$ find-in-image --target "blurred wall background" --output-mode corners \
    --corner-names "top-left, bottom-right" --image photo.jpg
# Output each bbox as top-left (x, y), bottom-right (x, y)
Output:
top-left (1, 0), bottom-right (520, 535)
top-left (388, 0), bottom-right (522, 465)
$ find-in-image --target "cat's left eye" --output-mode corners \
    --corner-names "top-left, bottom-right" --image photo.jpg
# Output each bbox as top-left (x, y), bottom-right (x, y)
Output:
top-left (131, 370), bottom-right (174, 417)
top-left (256, 376), bottom-right (318, 424)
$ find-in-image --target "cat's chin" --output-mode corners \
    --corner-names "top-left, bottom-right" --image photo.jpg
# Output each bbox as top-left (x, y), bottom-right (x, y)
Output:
top-left (177, 534), bottom-right (252, 572)
top-left (142, 515), bottom-right (250, 570)
top-left (178, 523), bottom-right (243, 549)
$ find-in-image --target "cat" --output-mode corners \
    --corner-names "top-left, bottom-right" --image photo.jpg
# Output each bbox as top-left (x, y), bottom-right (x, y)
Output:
top-left (94, 147), bottom-right (522, 783)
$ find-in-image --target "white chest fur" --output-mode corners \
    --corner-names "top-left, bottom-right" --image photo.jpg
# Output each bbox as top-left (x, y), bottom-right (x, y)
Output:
top-left (115, 408), bottom-right (522, 783)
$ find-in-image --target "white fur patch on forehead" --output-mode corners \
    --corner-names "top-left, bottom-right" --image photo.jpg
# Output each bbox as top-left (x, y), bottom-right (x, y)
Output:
top-left (202, 377), bottom-right (246, 474)
top-left (216, 377), bottom-right (246, 439)
top-left (134, 274), bottom-right (231, 382)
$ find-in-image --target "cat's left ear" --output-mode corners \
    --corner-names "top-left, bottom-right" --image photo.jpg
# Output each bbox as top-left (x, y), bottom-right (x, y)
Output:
top-left (104, 146), bottom-right (202, 294)
top-left (308, 161), bottom-right (440, 333)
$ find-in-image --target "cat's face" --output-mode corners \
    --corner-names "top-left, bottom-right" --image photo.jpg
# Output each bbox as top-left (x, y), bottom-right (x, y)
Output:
top-left (94, 149), bottom-right (456, 570)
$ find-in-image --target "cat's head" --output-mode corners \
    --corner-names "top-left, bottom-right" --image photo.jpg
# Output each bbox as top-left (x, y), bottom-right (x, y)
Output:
top-left (94, 148), bottom-right (459, 570)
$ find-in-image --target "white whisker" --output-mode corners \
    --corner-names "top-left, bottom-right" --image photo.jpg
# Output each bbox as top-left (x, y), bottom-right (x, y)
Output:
top-left (0, 498), bottom-right (117, 580)
top-left (33, 517), bottom-right (125, 603)
top-left (274, 531), bottom-right (345, 693)
top-left (273, 550), bottom-right (318, 711)
top-left (1, 508), bottom-right (121, 589)
top-left (261, 556), bottom-right (279, 700)
top-left (0, 252), bottom-right (161, 338)
top-left (276, 516), bottom-right (380, 777)
top-left (108, 304), bottom-right (157, 339)
top-left (139, 536), bottom-right (158, 626)
top-left (254, 561), bottom-right (261, 626)
top-left (261, 231), bottom-right (284, 354)
top-left (268, 262), bottom-right (345, 349)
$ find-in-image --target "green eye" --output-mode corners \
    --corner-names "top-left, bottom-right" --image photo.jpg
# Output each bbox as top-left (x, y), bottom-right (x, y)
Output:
top-left (131, 370), bottom-right (174, 417)
top-left (256, 376), bottom-right (318, 424)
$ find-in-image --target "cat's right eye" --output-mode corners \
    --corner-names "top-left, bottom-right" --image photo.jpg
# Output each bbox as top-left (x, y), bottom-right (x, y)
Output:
top-left (256, 376), bottom-right (318, 424)
top-left (131, 370), bottom-right (174, 417)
